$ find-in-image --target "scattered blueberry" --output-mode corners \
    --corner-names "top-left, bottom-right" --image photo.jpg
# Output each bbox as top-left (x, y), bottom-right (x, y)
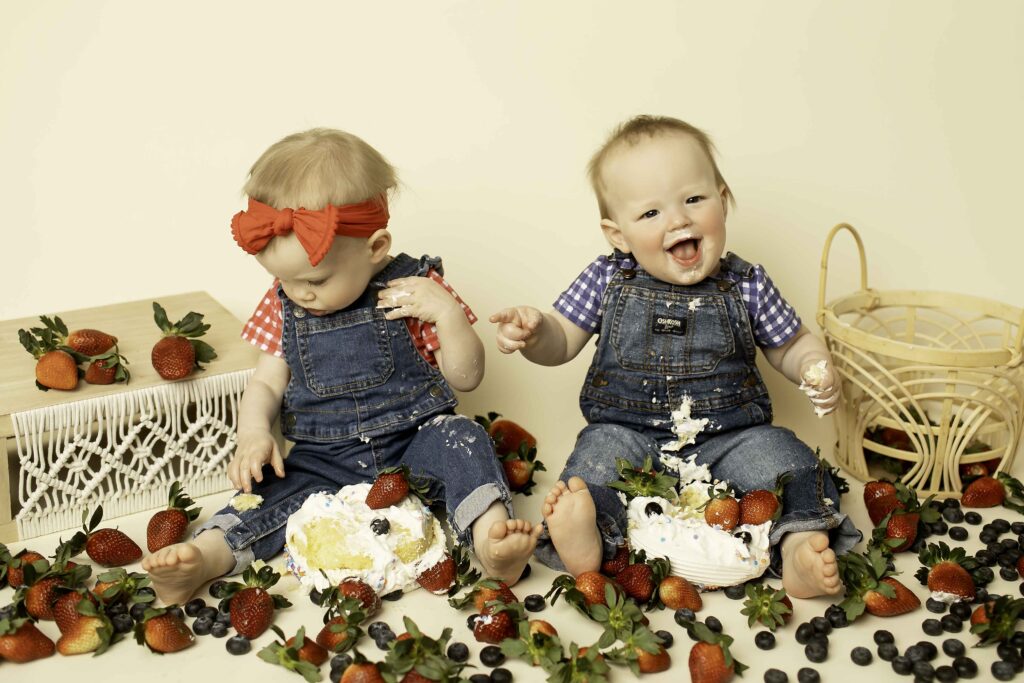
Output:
top-left (931, 521), bottom-right (949, 536)
top-left (331, 653), bottom-right (353, 672)
top-left (467, 614), bottom-right (480, 631)
top-left (226, 635), bottom-right (250, 655)
top-left (524, 594), bottom-right (546, 612)
top-left (976, 549), bottom-right (997, 566)
top-left (943, 507), bottom-right (965, 523)
top-left (208, 580), bottom-right (228, 598)
top-left (935, 665), bottom-right (957, 683)
top-left (949, 526), bottom-right (969, 542)
top-left (953, 655), bottom-right (978, 678)
top-left (1000, 566), bottom-right (1019, 582)
top-left (805, 641), bottom-right (828, 663)
top-left (976, 588), bottom-right (991, 603)
top-left (942, 638), bottom-right (965, 658)
top-left (215, 609), bottom-right (232, 625)
top-left (765, 669), bottom-right (789, 683)
top-left (136, 587), bottom-right (156, 599)
top-left (491, 668), bottom-right (512, 683)
top-left (368, 620), bottom-right (390, 639)
top-left (796, 668), bottom-right (820, 683)
top-left (210, 620), bottom-right (228, 638)
top-left (705, 616), bottom-right (723, 633)
top-left (926, 597), bottom-right (948, 613)
top-left (905, 644), bottom-right (927, 662)
top-left (447, 642), bottom-right (469, 663)
top-left (878, 642), bottom-right (899, 661)
top-left (130, 602), bottom-right (148, 621)
top-left (974, 567), bottom-right (995, 585)
top-left (674, 608), bottom-right (696, 626)
top-left (329, 668), bottom-right (345, 683)
top-left (112, 612), bottom-right (134, 634)
top-left (196, 605), bottom-right (217, 621)
top-left (851, 646), bottom-right (872, 665)
top-left (375, 630), bottom-right (396, 649)
top-left (192, 615), bottom-right (213, 636)
top-left (916, 640), bottom-right (938, 661)
top-left (1012, 521), bottom-right (1024, 535)
top-left (480, 645), bottom-right (505, 667)
top-left (940, 614), bottom-right (963, 633)
top-left (796, 622), bottom-right (815, 644)
top-left (106, 602), bottom-right (127, 616)
top-left (755, 631), bottom-right (776, 650)
top-left (997, 641), bottom-right (1019, 662)
top-left (824, 604), bottom-right (849, 628)
top-left (810, 617), bottom-right (832, 635)
top-left (951, 602), bottom-right (973, 620)
top-left (370, 518), bottom-right (390, 535)
top-left (469, 675), bottom-right (491, 683)
top-left (964, 511), bottom-right (983, 525)
top-left (655, 630), bottom-right (673, 649)
top-left (169, 606), bottom-right (185, 621)
top-left (981, 530), bottom-right (1000, 544)
top-left (1010, 630), bottom-right (1024, 649)
top-left (724, 583), bottom-right (747, 600)
top-left (874, 628), bottom-right (895, 645)
top-left (912, 660), bottom-right (935, 681)
top-left (922, 618), bottom-right (943, 636)
top-left (1002, 538), bottom-right (1021, 551)
top-left (645, 501), bottom-right (664, 516)
top-left (891, 655), bottom-right (913, 675)
top-left (382, 590), bottom-right (403, 601)
top-left (184, 597), bottom-right (206, 617)
top-left (994, 518), bottom-right (1012, 534)
top-left (993, 660), bottom-right (1016, 681)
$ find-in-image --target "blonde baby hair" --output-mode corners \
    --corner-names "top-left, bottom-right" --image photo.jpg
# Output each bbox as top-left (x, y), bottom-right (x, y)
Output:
top-left (587, 115), bottom-right (734, 220)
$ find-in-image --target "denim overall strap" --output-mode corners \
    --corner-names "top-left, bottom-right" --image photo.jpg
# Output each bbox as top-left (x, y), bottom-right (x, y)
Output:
top-left (279, 252), bottom-right (457, 442)
top-left (578, 252), bottom-right (773, 442)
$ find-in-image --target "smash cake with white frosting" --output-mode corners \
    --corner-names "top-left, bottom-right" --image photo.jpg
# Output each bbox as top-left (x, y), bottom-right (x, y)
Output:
top-left (284, 482), bottom-right (447, 595)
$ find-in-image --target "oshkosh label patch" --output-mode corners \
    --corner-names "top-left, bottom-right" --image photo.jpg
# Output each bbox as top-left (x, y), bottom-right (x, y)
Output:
top-left (652, 315), bottom-right (687, 335)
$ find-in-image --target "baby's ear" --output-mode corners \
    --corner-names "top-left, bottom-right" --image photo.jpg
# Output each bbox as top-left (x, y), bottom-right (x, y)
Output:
top-left (367, 229), bottom-right (392, 263)
top-left (600, 218), bottom-right (630, 253)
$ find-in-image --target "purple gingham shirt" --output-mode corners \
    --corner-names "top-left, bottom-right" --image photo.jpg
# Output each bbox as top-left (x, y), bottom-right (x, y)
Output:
top-left (553, 254), bottom-right (801, 348)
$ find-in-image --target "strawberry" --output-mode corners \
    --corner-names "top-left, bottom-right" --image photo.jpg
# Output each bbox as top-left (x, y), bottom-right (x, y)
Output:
top-left (52, 588), bottom-right (100, 634)
top-left (0, 617), bottom-right (56, 662)
top-left (501, 443), bottom-right (546, 495)
top-left (601, 543), bottom-right (630, 577)
top-left (657, 574), bottom-right (702, 611)
top-left (678, 619), bottom-right (747, 683)
top-left (635, 643), bottom-right (671, 674)
top-left (864, 577), bottom-right (920, 617)
top-left (740, 583), bottom-right (793, 631)
top-left (961, 475), bottom-right (1006, 508)
top-left (336, 578), bottom-right (382, 616)
top-left (529, 619), bottom-right (558, 637)
top-left (1017, 554), bottom-right (1024, 580)
top-left (884, 511), bottom-right (920, 553)
top-left (66, 328), bottom-right (118, 356)
top-left (545, 571), bottom-right (618, 617)
top-left (146, 481), bottom-right (201, 552)
top-left (615, 552), bottom-right (669, 606)
top-left (25, 576), bottom-right (64, 620)
top-left (969, 596), bottom-right (1024, 645)
top-left (340, 650), bottom-right (387, 683)
top-left (83, 349), bottom-right (130, 385)
top-left (35, 350), bottom-right (80, 391)
top-left (220, 564), bottom-right (292, 639)
top-left (286, 631), bottom-right (329, 666)
top-left (473, 601), bottom-right (521, 644)
top-left (702, 487), bottom-right (740, 531)
top-left (7, 549), bottom-right (46, 588)
top-left (365, 465), bottom-right (413, 509)
top-left (448, 577), bottom-right (518, 613)
top-left (474, 411), bottom-right (537, 456)
top-left (970, 602), bottom-right (991, 626)
top-left (91, 568), bottom-right (155, 608)
top-left (839, 545), bottom-right (921, 621)
top-left (739, 472), bottom-right (792, 526)
top-left (384, 616), bottom-right (471, 682)
top-left (18, 317), bottom-right (80, 391)
top-left (870, 483), bottom-right (940, 552)
top-left (56, 601), bottom-right (114, 656)
top-left (863, 479), bottom-right (897, 504)
top-left (150, 302), bottom-right (217, 380)
top-left (21, 540), bottom-right (91, 621)
top-left (417, 553), bottom-right (457, 594)
top-left (915, 541), bottom-right (978, 602)
top-left (866, 493), bottom-right (903, 526)
top-left (135, 606), bottom-right (195, 653)
top-left (80, 507), bottom-right (142, 566)
top-left (317, 614), bottom-right (363, 653)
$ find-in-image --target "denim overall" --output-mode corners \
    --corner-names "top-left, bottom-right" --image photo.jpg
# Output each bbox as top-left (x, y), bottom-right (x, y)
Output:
top-left (198, 253), bottom-right (513, 573)
top-left (534, 252), bottom-right (861, 575)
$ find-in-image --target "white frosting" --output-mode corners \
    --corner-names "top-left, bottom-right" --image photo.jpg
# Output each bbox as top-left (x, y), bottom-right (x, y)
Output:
top-left (626, 494), bottom-right (771, 589)
top-left (229, 493), bottom-right (264, 512)
top-left (930, 590), bottom-right (968, 604)
top-left (283, 483), bottom-right (447, 595)
top-left (802, 360), bottom-right (829, 387)
top-left (661, 396), bottom-right (709, 452)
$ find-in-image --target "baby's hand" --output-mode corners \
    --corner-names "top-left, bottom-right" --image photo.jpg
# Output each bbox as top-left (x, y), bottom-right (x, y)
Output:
top-left (489, 306), bottom-right (543, 354)
top-left (799, 359), bottom-right (840, 417)
top-left (228, 429), bottom-right (284, 493)
top-left (377, 277), bottom-right (460, 325)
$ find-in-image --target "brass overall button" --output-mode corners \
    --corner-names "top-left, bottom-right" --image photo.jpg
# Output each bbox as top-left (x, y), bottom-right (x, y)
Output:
top-left (429, 385), bottom-right (444, 397)
top-left (717, 280), bottom-right (733, 292)
top-left (283, 413), bottom-right (297, 429)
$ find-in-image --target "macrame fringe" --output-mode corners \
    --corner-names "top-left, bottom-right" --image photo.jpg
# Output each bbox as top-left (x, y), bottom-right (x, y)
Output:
top-left (11, 369), bottom-right (253, 539)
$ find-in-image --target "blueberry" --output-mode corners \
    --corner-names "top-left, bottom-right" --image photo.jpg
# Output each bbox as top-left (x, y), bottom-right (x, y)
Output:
top-left (733, 531), bottom-right (753, 544)
top-left (368, 620), bottom-right (390, 639)
top-left (215, 608), bottom-right (232, 624)
top-left (329, 669), bottom-right (344, 683)
top-left (331, 654), bottom-right (353, 672)
top-left (941, 614), bottom-right (963, 633)
top-left (208, 580), bottom-right (228, 598)
top-left (997, 641), bottom-right (1019, 662)
top-left (705, 616), bottom-right (723, 633)
top-left (910, 535), bottom-right (928, 553)
top-left (130, 602), bottom-right (148, 621)
top-left (764, 669), bottom-right (789, 683)
top-left (655, 629), bottom-right (673, 649)
top-left (953, 656), bottom-right (978, 678)
top-left (674, 607), bottom-right (696, 626)
top-left (913, 660), bottom-right (935, 681)
top-left (943, 507), bottom-right (965, 523)
top-left (994, 518), bottom-right (1012, 534)
top-left (993, 660), bottom-right (1016, 681)
top-left (935, 665), bottom-right (958, 683)
top-left (878, 642), bottom-right (899, 661)
top-left (975, 588), bottom-right (991, 603)
top-left (755, 631), bottom-right (776, 650)
top-left (825, 604), bottom-right (849, 628)
top-left (976, 549), bottom-right (997, 566)
top-left (184, 597), bottom-right (206, 617)
top-left (926, 597), bottom-right (948, 613)
top-left (796, 622), bottom-right (815, 644)
top-left (805, 641), bottom-right (828, 663)
top-left (851, 646), bottom-right (873, 665)
top-left (136, 587), bottom-right (156, 599)
top-left (949, 526), bottom-right (969, 542)
top-left (973, 567), bottom-right (995, 585)
top-left (905, 644), bottom-right (927, 662)
top-left (964, 511), bottom-right (983, 525)
top-left (370, 518), bottom-right (390, 535)
top-left (491, 668), bottom-right (512, 683)
top-left (375, 630), bottom-right (396, 649)
top-left (524, 594), bottom-right (545, 612)
top-left (951, 602), bottom-right (973, 620)
top-left (931, 520), bottom-right (949, 536)
top-left (999, 552), bottom-right (1020, 568)
top-left (981, 530), bottom-right (1000, 544)
top-left (1002, 538), bottom-right (1020, 551)
top-left (922, 618), bottom-right (943, 636)
top-left (210, 620), bottom-right (228, 638)
top-left (169, 606), bottom-right (185, 621)
top-left (874, 628), bottom-right (896, 645)
top-left (197, 605), bottom-right (217, 621)
top-left (467, 613), bottom-right (480, 631)
top-left (916, 640), bottom-right (938, 661)
top-left (226, 635), bottom-right (251, 655)
top-left (891, 655), bottom-right (913, 675)
top-left (811, 616), bottom-right (832, 635)
top-left (644, 501), bottom-right (663, 516)
top-left (480, 644), bottom-right (505, 667)
top-left (469, 675), bottom-right (491, 683)
top-left (796, 668), bottom-right (820, 683)
top-left (1011, 630), bottom-right (1024, 649)
top-left (724, 583), bottom-right (747, 600)
top-left (446, 641), bottom-right (469, 662)
top-left (1000, 566), bottom-right (1019, 581)
top-left (942, 637), bottom-right (965, 658)
top-left (1013, 521), bottom-right (1024, 535)
top-left (106, 602), bottom-right (127, 616)
top-left (112, 612), bottom-right (134, 634)
top-left (192, 615), bottom-right (213, 636)
top-left (808, 633), bottom-right (829, 650)
top-left (381, 590), bottom-right (403, 602)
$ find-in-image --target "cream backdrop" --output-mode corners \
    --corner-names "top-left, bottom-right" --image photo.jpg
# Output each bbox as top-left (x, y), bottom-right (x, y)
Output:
top-left (2, 0), bottom-right (1022, 496)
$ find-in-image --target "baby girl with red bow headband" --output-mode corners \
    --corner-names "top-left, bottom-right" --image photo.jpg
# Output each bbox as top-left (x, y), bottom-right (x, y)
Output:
top-left (143, 128), bottom-right (540, 604)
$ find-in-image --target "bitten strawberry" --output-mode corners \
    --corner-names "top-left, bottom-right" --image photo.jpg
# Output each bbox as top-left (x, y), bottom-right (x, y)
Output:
top-left (83, 349), bottom-right (130, 386)
top-left (915, 541), bottom-right (978, 603)
top-left (135, 606), bottom-right (194, 653)
top-left (56, 601), bottom-right (114, 656)
top-left (0, 617), bottom-right (56, 662)
top-left (474, 411), bottom-right (537, 456)
top-left (739, 583), bottom-right (793, 631)
top-left (739, 472), bottom-right (792, 526)
top-left (150, 302), bottom-right (217, 380)
top-left (146, 481), bottom-right (201, 552)
top-left (217, 565), bottom-right (292, 639)
top-left (79, 506), bottom-right (143, 567)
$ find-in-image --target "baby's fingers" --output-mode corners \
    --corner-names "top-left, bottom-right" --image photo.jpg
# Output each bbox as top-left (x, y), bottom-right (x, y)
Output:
top-left (489, 308), bottom-right (521, 325)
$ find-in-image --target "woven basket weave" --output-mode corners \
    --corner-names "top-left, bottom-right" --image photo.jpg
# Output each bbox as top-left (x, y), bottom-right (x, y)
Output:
top-left (817, 223), bottom-right (1024, 497)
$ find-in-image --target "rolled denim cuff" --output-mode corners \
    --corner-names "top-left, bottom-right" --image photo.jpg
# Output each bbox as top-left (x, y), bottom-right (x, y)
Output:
top-left (766, 510), bottom-right (862, 578)
top-left (193, 513), bottom-right (256, 576)
top-left (449, 483), bottom-right (514, 547)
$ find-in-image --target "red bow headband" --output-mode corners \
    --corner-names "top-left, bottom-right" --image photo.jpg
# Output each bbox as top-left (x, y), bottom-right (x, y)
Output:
top-left (231, 196), bottom-right (390, 266)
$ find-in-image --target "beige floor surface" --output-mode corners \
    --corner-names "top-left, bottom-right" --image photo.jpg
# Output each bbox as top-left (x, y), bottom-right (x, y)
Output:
top-left (3, 460), bottom-right (1023, 683)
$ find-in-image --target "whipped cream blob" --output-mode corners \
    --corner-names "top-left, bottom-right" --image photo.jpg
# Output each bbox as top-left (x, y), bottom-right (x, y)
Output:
top-left (661, 396), bottom-right (710, 453)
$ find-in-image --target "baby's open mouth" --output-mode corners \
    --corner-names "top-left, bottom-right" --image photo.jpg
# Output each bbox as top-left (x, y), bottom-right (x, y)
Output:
top-left (667, 237), bottom-right (701, 265)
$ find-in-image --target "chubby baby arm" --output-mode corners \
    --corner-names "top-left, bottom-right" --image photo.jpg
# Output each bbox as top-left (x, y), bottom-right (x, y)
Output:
top-left (762, 325), bottom-right (840, 416)
top-left (490, 307), bottom-right (593, 367)
top-left (378, 276), bottom-right (484, 391)
top-left (229, 352), bottom-right (290, 493)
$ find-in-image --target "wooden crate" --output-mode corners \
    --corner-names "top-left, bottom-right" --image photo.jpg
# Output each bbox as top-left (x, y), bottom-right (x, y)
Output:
top-left (0, 292), bottom-right (258, 542)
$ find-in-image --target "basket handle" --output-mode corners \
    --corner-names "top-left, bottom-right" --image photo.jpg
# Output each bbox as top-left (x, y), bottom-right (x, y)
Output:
top-left (816, 223), bottom-right (871, 328)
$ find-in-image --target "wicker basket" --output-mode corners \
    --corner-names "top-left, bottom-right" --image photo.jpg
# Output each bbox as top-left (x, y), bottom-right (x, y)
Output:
top-left (816, 224), bottom-right (1024, 497)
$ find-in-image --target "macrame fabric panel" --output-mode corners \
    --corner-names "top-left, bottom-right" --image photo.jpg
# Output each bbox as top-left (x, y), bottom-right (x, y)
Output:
top-left (11, 369), bottom-right (253, 539)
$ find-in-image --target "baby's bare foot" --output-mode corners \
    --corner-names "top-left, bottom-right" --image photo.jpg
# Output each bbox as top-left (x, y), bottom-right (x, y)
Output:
top-left (542, 476), bottom-right (601, 576)
top-left (141, 542), bottom-right (210, 606)
top-left (781, 531), bottom-right (842, 599)
top-left (475, 519), bottom-right (542, 587)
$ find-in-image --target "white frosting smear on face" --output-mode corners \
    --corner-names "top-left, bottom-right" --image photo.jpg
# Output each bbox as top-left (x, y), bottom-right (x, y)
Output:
top-left (661, 396), bottom-right (709, 452)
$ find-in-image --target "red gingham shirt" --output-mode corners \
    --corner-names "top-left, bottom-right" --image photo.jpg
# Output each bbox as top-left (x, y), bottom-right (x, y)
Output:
top-left (241, 269), bottom-right (476, 368)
